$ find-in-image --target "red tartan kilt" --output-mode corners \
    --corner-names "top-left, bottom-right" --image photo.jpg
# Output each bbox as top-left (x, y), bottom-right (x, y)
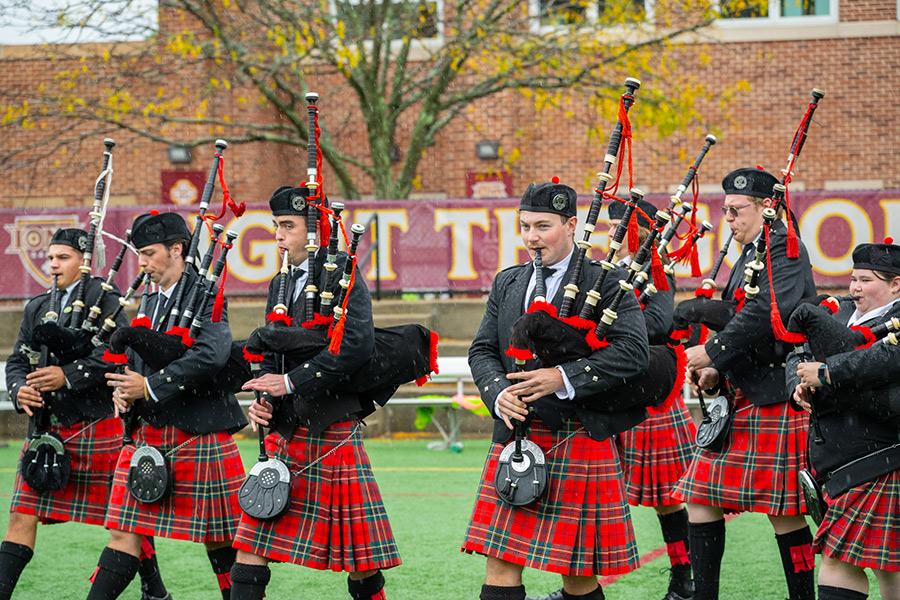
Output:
top-left (814, 469), bottom-right (900, 571)
top-left (462, 420), bottom-right (639, 577)
top-left (10, 416), bottom-right (123, 526)
top-left (233, 421), bottom-right (401, 573)
top-left (671, 392), bottom-right (809, 515)
top-left (103, 423), bottom-right (244, 543)
top-left (617, 397), bottom-right (697, 507)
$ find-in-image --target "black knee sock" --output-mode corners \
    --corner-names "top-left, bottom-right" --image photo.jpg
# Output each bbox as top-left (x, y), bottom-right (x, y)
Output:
top-left (479, 584), bottom-right (526, 600)
top-left (207, 546), bottom-right (237, 600)
top-left (775, 527), bottom-right (815, 600)
top-left (562, 587), bottom-right (605, 600)
top-left (86, 547), bottom-right (140, 600)
top-left (659, 509), bottom-right (693, 596)
top-left (229, 563), bottom-right (270, 600)
top-left (817, 585), bottom-right (868, 600)
top-left (137, 537), bottom-right (168, 599)
top-left (689, 519), bottom-right (726, 600)
top-left (348, 571), bottom-right (386, 600)
top-left (0, 541), bottom-right (34, 600)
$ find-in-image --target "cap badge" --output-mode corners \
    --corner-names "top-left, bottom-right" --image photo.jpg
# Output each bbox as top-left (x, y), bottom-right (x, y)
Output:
top-left (551, 193), bottom-right (567, 211)
top-left (290, 195), bottom-right (306, 212)
top-left (77, 235), bottom-right (88, 251)
top-left (733, 175), bottom-right (748, 190)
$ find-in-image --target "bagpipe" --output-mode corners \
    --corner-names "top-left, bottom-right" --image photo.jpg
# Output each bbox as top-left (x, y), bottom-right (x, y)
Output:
top-left (236, 92), bottom-right (439, 405)
top-left (19, 275), bottom-right (72, 493)
top-left (32, 139), bottom-right (117, 363)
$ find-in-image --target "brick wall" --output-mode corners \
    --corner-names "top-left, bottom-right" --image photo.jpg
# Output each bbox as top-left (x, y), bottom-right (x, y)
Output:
top-left (0, 9), bottom-right (898, 207)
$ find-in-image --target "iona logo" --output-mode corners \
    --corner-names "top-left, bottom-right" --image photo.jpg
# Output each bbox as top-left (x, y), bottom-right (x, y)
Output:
top-left (4, 215), bottom-right (81, 286)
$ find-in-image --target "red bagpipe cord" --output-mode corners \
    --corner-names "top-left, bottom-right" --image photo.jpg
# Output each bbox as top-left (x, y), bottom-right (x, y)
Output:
top-left (667, 174), bottom-right (703, 277)
top-left (206, 154), bottom-right (246, 226)
top-left (211, 262), bottom-right (227, 323)
top-left (650, 242), bottom-right (669, 291)
top-left (303, 102), bottom-right (332, 246)
top-left (415, 330), bottom-right (441, 386)
top-left (327, 255), bottom-right (357, 355)
top-left (763, 224), bottom-right (807, 343)
top-left (648, 344), bottom-right (687, 415)
top-left (597, 95), bottom-right (639, 253)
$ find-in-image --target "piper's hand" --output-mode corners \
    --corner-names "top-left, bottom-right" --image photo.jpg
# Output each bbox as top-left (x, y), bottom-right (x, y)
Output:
top-left (15, 385), bottom-right (43, 416)
top-left (685, 344), bottom-right (712, 371)
top-left (692, 367), bottom-right (720, 393)
top-left (796, 361), bottom-right (826, 389)
top-left (248, 396), bottom-right (274, 431)
top-left (105, 367), bottom-right (146, 402)
top-left (793, 384), bottom-right (813, 413)
top-left (111, 387), bottom-right (134, 416)
top-left (495, 389), bottom-right (528, 429)
top-left (505, 368), bottom-right (564, 403)
top-left (242, 374), bottom-right (288, 398)
top-left (26, 366), bottom-right (65, 393)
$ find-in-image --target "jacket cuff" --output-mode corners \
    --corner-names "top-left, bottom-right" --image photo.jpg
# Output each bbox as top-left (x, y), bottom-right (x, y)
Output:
top-left (560, 357), bottom-right (602, 391)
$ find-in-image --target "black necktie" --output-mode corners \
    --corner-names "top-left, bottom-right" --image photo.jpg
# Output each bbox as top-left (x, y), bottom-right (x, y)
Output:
top-left (153, 294), bottom-right (169, 329)
top-left (527, 266), bottom-right (557, 306)
top-left (726, 245), bottom-right (755, 298)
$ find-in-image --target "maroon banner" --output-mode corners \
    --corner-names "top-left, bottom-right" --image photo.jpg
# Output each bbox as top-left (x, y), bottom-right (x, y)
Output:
top-left (161, 170), bottom-right (205, 206)
top-left (1, 190), bottom-right (898, 300)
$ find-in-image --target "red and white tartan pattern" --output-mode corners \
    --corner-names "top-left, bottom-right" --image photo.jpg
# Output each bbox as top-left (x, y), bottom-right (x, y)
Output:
top-left (814, 469), bottom-right (899, 571)
top-left (11, 416), bottom-right (123, 526)
top-left (103, 423), bottom-right (243, 543)
top-left (671, 392), bottom-right (809, 516)
top-left (462, 420), bottom-right (639, 577)
top-left (233, 421), bottom-right (401, 572)
top-left (617, 397), bottom-right (697, 507)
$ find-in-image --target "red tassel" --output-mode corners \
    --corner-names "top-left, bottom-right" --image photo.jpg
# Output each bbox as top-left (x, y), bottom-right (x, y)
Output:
top-left (211, 264), bottom-right (227, 323)
top-left (784, 186), bottom-right (800, 259)
top-left (850, 325), bottom-right (877, 349)
top-left (327, 315), bottom-right (347, 355)
top-left (698, 324), bottom-right (710, 344)
top-left (627, 211), bottom-right (639, 253)
top-left (242, 347), bottom-right (265, 363)
top-left (690, 243), bottom-right (701, 277)
top-left (526, 300), bottom-right (558, 317)
top-left (561, 315), bottom-right (596, 332)
top-left (695, 286), bottom-right (714, 299)
top-left (102, 350), bottom-right (128, 365)
top-left (649, 345), bottom-right (687, 415)
top-left (770, 301), bottom-right (807, 344)
top-left (505, 346), bottom-right (533, 361)
top-left (130, 316), bottom-right (152, 329)
top-left (820, 297), bottom-right (839, 314)
top-left (584, 329), bottom-right (609, 350)
top-left (650, 246), bottom-right (668, 291)
top-left (266, 311), bottom-right (293, 326)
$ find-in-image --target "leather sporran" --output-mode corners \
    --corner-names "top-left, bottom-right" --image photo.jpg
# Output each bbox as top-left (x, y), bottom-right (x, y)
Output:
top-left (494, 436), bottom-right (548, 507)
top-left (127, 446), bottom-right (171, 503)
top-left (20, 432), bottom-right (71, 493)
top-left (238, 457), bottom-right (292, 520)
top-left (696, 394), bottom-right (734, 452)
top-left (798, 469), bottom-right (827, 526)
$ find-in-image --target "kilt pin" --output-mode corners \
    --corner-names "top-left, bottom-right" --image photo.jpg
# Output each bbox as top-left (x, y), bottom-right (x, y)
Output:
top-left (617, 397), bottom-right (696, 507)
top-left (671, 390), bottom-right (809, 516)
top-left (813, 469), bottom-right (899, 572)
top-left (11, 415), bottom-right (123, 526)
top-left (233, 421), bottom-right (401, 573)
top-left (103, 423), bottom-right (244, 543)
top-left (462, 419), bottom-right (640, 577)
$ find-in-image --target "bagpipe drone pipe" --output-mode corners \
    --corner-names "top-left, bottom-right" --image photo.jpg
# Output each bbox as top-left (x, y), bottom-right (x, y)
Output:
top-left (232, 92), bottom-right (439, 405)
top-left (32, 139), bottom-right (118, 363)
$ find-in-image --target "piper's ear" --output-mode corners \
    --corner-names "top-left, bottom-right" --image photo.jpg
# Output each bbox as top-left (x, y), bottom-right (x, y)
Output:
top-left (891, 275), bottom-right (900, 296)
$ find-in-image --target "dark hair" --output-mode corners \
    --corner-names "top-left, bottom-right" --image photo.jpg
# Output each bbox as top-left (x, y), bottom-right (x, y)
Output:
top-left (873, 270), bottom-right (900, 284)
top-left (164, 239), bottom-right (189, 259)
top-left (635, 225), bottom-right (672, 266)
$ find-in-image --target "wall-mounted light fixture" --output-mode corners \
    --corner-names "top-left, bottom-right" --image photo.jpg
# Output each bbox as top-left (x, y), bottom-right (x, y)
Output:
top-left (475, 140), bottom-right (500, 160)
top-left (167, 145), bottom-right (193, 164)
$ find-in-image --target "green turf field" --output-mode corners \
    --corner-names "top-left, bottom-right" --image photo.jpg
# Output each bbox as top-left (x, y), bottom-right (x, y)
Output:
top-left (0, 437), bottom-right (884, 599)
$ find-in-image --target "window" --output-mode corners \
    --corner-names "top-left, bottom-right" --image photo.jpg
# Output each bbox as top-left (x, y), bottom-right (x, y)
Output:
top-left (717, 0), bottom-right (836, 22)
top-left (332, 0), bottom-right (441, 41)
top-left (533, 0), bottom-right (650, 29)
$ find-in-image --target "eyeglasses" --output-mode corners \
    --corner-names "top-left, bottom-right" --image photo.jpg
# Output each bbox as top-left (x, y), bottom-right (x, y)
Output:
top-left (721, 203), bottom-right (752, 218)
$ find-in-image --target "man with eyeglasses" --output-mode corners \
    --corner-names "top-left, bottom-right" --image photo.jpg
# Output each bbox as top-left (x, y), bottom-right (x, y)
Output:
top-left (674, 167), bottom-right (818, 600)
